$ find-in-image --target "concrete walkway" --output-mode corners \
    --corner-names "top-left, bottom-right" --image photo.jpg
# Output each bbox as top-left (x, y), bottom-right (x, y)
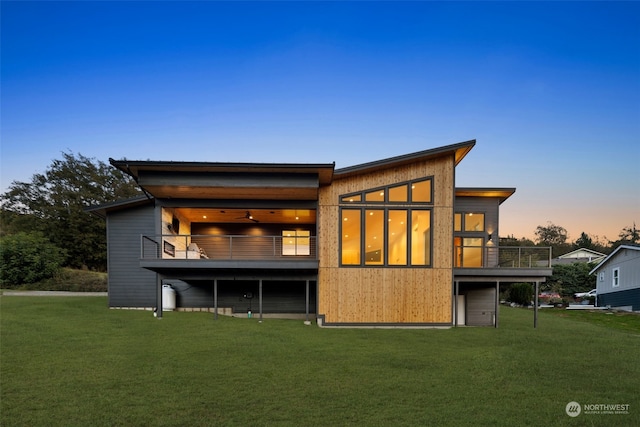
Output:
top-left (1, 290), bottom-right (107, 297)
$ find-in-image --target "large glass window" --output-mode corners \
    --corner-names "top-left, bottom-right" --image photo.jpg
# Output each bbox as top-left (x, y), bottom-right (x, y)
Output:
top-left (388, 210), bottom-right (408, 265)
top-left (338, 178), bottom-right (434, 267)
top-left (365, 210), bottom-right (384, 265)
top-left (411, 210), bottom-right (431, 265)
top-left (341, 209), bottom-right (361, 265)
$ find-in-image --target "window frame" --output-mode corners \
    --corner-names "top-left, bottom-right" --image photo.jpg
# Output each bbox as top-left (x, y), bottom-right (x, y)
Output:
top-left (612, 267), bottom-right (620, 287)
top-left (338, 177), bottom-right (434, 268)
top-left (454, 211), bottom-right (485, 232)
top-left (340, 177), bottom-right (434, 205)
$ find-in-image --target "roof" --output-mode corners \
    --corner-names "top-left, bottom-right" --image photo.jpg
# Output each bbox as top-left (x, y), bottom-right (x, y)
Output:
top-left (557, 248), bottom-right (607, 259)
top-left (334, 139), bottom-right (476, 178)
top-left (109, 160), bottom-right (336, 185)
top-left (108, 140), bottom-right (477, 200)
top-left (455, 187), bottom-right (515, 205)
top-left (589, 245), bottom-right (640, 274)
top-left (85, 194), bottom-right (153, 218)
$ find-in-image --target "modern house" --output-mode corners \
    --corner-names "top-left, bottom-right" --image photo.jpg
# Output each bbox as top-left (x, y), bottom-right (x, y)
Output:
top-left (89, 140), bottom-right (553, 327)
top-left (590, 245), bottom-right (640, 311)
top-left (552, 248), bottom-right (606, 265)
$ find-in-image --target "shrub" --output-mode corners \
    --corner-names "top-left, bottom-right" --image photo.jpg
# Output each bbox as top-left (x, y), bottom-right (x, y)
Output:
top-left (509, 283), bottom-right (533, 306)
top-left (0, 232), bottom-right (67, 287)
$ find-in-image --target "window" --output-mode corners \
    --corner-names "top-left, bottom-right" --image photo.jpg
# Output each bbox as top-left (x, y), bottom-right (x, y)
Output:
top-left (613, 268), bottom-right (620, 287)
top-left (341, 178), bottom-right (433, 206)
top-left (411, 210), bottom-right (431, 265)
top-left (365, 210), bottom-right (384, 265)
top-left (388, 184), bottom-right (408, 202)
top-left (454, 213), bottom-right (462, 232)
top-left (388, 210), bottom-right (407, 265)
top-left (341, 210), bottom-right (361, 265)
top-left (282, 230), bottom-right (310, 256)
top-left (339, 178), bottom-right (433, 267)
top-left (455, 212), bottom-right (485, 232)
top-left (454, 237), bottom-right (484, 267)
top-left (411, 179), bottom-right (432, 203)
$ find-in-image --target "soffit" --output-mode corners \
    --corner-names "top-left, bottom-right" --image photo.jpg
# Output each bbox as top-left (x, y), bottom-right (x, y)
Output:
top-left (455, 188), bottom-right (516, 205)
top-left (175, 208), bottom-right (316, 224)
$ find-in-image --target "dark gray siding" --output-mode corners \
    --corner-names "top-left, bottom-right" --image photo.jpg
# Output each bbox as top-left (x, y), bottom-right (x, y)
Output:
top-left (598, 288), bottom-right (640, 311)
top-left (107, 204), bottom-right (156, 307)
top-left (466, 288), bottom-right (496, 326)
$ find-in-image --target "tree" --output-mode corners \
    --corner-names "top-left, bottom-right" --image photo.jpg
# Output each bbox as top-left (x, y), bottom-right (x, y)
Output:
top-left (509, 283), bottom-right (533, 306)
top-left (0, 232), bottom-right (67, 286)
top-left (609, 223), bottom-right (640, 251)
top-left (534, 222), bottom-right (571, 256)
top-left (535, 222), bottom-right (568, 246)
top-left (0, 152), bottom-right (140, 270)
top-left (546, 262), bottom-right (597, 297)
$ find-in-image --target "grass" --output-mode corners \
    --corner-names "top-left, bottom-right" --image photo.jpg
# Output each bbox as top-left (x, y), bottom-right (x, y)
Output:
top-left (2, 268), bottom-right (107, 292)
top-left (1, 298), bottom-right (639, 427)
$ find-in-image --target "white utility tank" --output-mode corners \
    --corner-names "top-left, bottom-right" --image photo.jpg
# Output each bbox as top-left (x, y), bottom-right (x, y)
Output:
top-left (162, 284), bottom-right (176, 311)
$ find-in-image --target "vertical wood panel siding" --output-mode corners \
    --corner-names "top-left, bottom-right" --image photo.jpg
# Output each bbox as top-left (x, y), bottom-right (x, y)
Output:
top-left (107, 205), bottom-right (157, 307)
top-left (318, 155), bottom-right (455, 324)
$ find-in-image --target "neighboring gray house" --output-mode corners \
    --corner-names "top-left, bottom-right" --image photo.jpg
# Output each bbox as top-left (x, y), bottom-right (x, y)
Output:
top-left (552, 248), bottom-right (606, 265)
top-left (590, 245), bottom-right (640, 311)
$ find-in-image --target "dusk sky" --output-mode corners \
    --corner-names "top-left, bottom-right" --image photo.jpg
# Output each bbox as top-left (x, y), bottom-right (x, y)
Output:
top-left (1, 1), bottom-right (638, 242)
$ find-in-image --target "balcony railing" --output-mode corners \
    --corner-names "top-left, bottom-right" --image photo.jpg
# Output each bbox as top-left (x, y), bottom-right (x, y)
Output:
top-left (141, 234), bottom-right (318, 261)
top-left (455, 246), bottom-right (552, 268)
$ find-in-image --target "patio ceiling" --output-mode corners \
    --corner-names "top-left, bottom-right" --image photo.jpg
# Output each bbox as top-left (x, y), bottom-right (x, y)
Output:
top-left (174, 208), bottom-right (316, 224)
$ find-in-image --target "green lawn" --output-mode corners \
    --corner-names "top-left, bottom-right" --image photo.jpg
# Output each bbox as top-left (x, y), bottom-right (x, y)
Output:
top-left (1, 297), bottom-right (638, 427)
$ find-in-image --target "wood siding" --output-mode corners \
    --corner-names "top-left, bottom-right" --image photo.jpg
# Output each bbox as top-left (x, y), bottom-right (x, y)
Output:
top-left (318, 155), bottom-right (455, 324)
top-left (107, 204), bottom-right (157, 307)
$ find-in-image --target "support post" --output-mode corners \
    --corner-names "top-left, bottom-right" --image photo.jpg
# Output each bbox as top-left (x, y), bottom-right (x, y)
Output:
top-left (495, 281), bottom-right (500, 328)
top-left (534, 281), bottom-right (539, 328)
top-left (213, 279), bottom-right (218, 320)
top-left (259, 280), bottom-right (263, 322)
top-left (156, 274), bottom-right (163, 319)
top-left (305, 280), bottom-right (310, 323)
top-left (454, 280), bottom-right (459, 327)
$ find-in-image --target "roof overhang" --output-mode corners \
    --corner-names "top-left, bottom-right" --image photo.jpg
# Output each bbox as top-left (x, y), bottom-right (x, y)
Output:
top-left (109, 160), bottom-right (335, 201)
top-left (334, 139), bottom-right (475, 179)
top-left (455, 187), bottom-right (516, 205)
top-left (85, 195), bottom-right (153, 218)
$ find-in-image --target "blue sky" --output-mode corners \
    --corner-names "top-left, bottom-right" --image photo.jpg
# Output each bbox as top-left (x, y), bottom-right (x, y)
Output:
top-left (2, 1), bottom-right (638, 241)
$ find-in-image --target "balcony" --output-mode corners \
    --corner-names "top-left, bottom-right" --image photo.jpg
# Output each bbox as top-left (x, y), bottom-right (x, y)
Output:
top-left (138, 235), bottom-right (318, 278)
top-left (454, 245), bottom-right (553, 281)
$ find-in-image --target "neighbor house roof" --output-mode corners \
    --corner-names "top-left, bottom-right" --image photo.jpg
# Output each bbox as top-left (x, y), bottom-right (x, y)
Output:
top-left (589, 245), bottom-right (640, 275)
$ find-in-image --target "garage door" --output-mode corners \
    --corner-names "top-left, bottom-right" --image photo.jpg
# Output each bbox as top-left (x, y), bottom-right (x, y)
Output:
top-left (466, 288), bottom-right (495, 326)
